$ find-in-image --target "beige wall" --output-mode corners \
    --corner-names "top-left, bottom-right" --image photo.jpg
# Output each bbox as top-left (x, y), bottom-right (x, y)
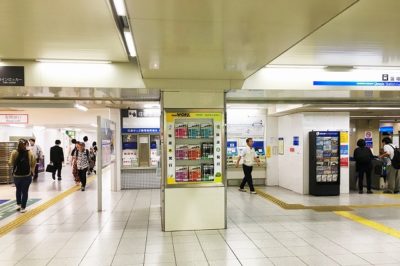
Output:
top-left (350, 119), bottom-right (380, 156)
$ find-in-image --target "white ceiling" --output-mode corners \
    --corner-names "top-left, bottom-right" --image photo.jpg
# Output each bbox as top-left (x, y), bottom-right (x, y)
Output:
top-left (1, 0), bottom-right (400, 109)
top-left (0, 0), bottom-right (128, 62)
top-left (271, 0), bottom-right (400, 67)
top-left (126, 0), bottom-right (357, 79)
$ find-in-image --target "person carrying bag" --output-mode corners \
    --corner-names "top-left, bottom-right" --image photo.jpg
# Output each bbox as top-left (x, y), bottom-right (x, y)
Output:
top-left (8, 139), bottom-right (36, 213)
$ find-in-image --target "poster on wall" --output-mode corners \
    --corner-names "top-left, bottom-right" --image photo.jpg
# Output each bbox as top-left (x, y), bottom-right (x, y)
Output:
top-left (227, 122), bottom-right (264, 138)
top-left (293, 136), bottom-right (299, 146)
top-left (99, 117), bottom-right (116, 167)
top-left (165, 111), bottom-right (223, 185)
top-left (278, 138), bottom-right (284, 155)
top-left (364, 130), bottom-right (373, 148)
top-left (0, 114), bottom-right (28, 124)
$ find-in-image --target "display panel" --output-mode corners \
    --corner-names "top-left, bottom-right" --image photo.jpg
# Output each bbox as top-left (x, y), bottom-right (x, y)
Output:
top-left (122, 134), bottom-right (138, 167)
top-left (165, 111), bottom-right (223, 185)
top-left (315, 132), bottom-right (339, 183)
top-left (309, 131), bottom-right (341, 196)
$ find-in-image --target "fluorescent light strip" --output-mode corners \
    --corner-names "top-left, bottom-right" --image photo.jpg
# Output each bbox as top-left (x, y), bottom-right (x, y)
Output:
top-left (144, 104), bottom-right (160, 108)
top-left (113, 0), bottom-right (127, 16)
top-left (265, 64), bottom-right (325, 69)
top-left (74, 104), bottom-right (88, 112)
top-left (320, 107), bottom-right (360, 110)
top-left (354, 66), bottom-right (400, 70)
top-left (321, 107), bottom-right (400, 110)
top-left (123, 29), bottom-right (136, 57)
top-left (90, 123), bottom-right (98, 128)
top-left (9, 124), bottom-right (26, 128)
top-left (37, 59), bottom-right (111, 64)
top-left (351, 116), bottom-right (400, 118)
top-left (365, 107), bottom-right (400, 110)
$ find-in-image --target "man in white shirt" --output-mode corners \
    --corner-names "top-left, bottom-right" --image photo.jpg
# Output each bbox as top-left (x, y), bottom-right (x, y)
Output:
top-left (380, 137), bottom-right (399, 193)
top-left (236, 138), bottom-right (260, 194)
top-left (29, 138), bottom-right (43, 180)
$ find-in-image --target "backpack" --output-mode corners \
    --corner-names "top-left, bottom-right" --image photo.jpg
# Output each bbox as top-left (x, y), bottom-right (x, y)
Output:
top-left (13, 151), bottom-right (31, 176)
top-left (389, 145), bottom-right (400, 169)
top-left (356, 147), bottom-right (371, 164)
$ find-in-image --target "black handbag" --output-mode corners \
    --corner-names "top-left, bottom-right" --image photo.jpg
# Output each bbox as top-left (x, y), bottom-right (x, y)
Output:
top-left (46, 163), bottom-right (55, 173)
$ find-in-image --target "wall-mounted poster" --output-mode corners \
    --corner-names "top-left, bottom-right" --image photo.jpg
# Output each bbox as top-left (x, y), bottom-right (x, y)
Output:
top-left (278, 138), bottom-right (284, 155)
top-left (165, 111), bottom-right (223, 186)
top-left (309, 131), bottom-right (341, 196)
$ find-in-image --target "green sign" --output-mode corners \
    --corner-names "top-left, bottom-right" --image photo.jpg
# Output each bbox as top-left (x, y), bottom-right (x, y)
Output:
top-left (66, 130), bottom-right (76, 138)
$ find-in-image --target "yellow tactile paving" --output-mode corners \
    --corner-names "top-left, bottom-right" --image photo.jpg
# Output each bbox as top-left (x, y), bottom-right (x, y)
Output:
top-left (335, 211), bottom-right (400, 239)
top-left (255, 188), bottom-right (400, 239)
top-left (255, 189), bottom-right (353, 211)
top-left (0, 175), bottom-right (96, 237)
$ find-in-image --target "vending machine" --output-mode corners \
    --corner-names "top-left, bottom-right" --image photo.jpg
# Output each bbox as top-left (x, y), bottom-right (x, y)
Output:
top-left (309, 131), bottom-right (340, 196)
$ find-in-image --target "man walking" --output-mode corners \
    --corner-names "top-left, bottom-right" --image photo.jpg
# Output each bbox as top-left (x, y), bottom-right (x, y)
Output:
top-left (380, 137), bottom-right (400, 193)
top-left (29, 138), bottom-right (43, 180)
top-left (50, 140), bottom-right (64, 180)
top-left (236, 138), bottom-right (260, 194)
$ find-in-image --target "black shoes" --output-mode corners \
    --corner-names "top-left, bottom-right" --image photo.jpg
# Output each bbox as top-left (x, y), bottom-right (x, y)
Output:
top-left (360, 190), bottom-right (374, 194)
top-left (58, 177), bottom-right (62, 181)
top-left (52, 176), bottom-right (55, 180)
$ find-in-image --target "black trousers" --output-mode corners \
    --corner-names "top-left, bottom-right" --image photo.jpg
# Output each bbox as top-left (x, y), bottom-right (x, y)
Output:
top-left (358, 165), bottom-right (372, 191)
top-left (14, 176), bottom-right (32, 209)
top-left (34, 163), bottom-right (39, 179)
top-left (78, 168), bottom-right (88, 188)
top-left (240, 164), bottom-right (254, 191)
top-left (52, 162), bottom-right (62, 178)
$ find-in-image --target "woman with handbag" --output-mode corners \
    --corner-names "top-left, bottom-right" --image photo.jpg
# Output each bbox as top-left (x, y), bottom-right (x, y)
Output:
top-left (70, 139), bottom-right (80, 186)
top-left (76, 142), bottom-right (90, 191)
top-left (8, 139), bottom-right (36, 213)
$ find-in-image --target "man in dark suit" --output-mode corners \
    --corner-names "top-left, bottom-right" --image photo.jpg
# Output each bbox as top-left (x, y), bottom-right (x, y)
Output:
top-left (50, 140), bottom-right (64, 180)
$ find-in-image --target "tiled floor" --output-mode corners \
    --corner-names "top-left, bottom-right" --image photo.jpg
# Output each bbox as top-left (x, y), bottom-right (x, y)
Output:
top-left (1, 177), bottom-right (400, 265)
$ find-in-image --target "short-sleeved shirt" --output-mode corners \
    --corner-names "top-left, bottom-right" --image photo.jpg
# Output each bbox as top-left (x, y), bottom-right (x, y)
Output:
top-left (240, 146), bottom-right (257, 166)
top-left (384, 144), bottom-right (396, 166)
top-left (76, 150), bottom-right (89, 170)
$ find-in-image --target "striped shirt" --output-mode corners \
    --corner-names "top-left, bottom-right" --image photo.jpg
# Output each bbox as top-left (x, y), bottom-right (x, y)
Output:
top-left (76, 150), bottom-right (89, 170)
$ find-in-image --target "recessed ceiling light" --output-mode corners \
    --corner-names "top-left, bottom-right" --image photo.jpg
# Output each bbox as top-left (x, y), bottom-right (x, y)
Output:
top-left (37, 59), bottom-right (111, 64)
top-left (113, 0), bottom-right (127, 16)
top-left (320, 107), bottom-right (361, 110)
top-left (123, 29), bottom-right (136, 57)
top-left (74, 104), bottom-right (88, 112)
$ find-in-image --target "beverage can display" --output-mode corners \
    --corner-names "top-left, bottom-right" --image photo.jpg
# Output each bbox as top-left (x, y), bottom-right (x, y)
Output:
top-left (175, 145), bottom-right (189, 160)
top-left (189, 166), bottom-right (201, 181)
top-left (175, 123), bottom-right (188, 138)
top-left (188, 145), bottom-right (201, 160)
top-left (201, 143), bottom-right (214, 159)
top-left (200, 123), bottom-right (213, 138)
top-left (201, 164), bottom-right (214, 181)
top-left (175, 166), bottom-right (189, 182)
top-left (188, 122), bottom-right (201, 138)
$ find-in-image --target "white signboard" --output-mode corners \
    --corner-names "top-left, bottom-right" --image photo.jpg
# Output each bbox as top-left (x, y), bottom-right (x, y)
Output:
top-left (0, 114), bottom-right (28, 124)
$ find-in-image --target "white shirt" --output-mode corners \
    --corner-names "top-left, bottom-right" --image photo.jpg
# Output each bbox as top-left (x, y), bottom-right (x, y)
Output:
top-left (30, 145), bottom-right (42, 160)
top-left (240, 146), bottom-right (257, 166)
top-left (384, 144), bottom-right (396, 166)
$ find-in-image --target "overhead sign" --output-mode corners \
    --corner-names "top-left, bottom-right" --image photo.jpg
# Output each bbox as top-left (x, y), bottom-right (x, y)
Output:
top-left (314, 73), bottom-right (400, 87)
top-left (0, 114), bottom-right (28, 124)
top-left (313, 81), bottom-right (400, 86)
top-left (0, 66), bottom-right (24, 86)
top-left (122, 128), bottom-right (160, 133)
